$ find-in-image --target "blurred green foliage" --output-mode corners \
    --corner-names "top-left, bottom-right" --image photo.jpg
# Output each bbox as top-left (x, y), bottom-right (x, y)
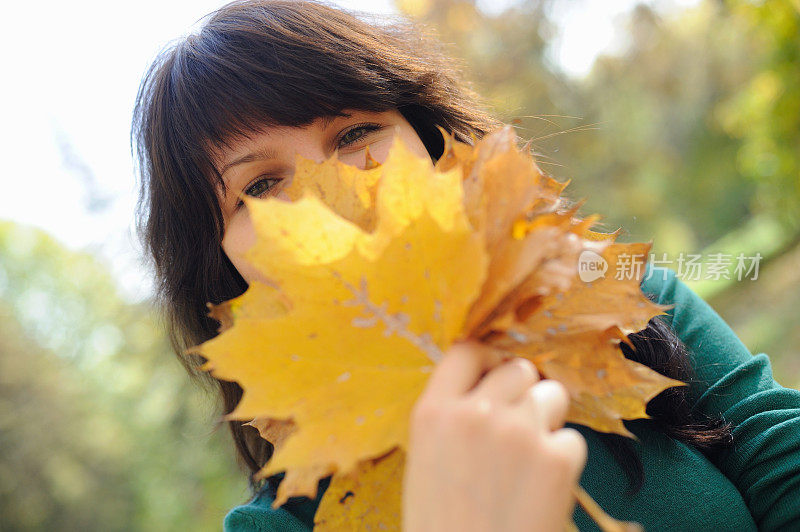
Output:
top-left (0, 222), bottom-right (246, 531)
top-left (405, 0), bottom-right (799, 378)
top-left (1, 0), bottom-right (798, 529)
top-left (717, 0), bottom-right (800, 225)
top-left (408, 0), bottom-right (799, 246)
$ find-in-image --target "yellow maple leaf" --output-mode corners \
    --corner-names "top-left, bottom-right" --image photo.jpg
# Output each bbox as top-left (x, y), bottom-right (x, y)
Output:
top-left (281, 149), bottom-right (382, 231)
top-left (196, 137), bottom-right (488, 504)
top-left (192, 126), bottom-right (683, 530)
top-left (314, 448), bottom-right (405, 532)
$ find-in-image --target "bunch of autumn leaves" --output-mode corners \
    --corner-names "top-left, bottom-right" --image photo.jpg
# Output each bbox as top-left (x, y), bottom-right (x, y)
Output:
top-left (193, 126), bottom-right (681, 530)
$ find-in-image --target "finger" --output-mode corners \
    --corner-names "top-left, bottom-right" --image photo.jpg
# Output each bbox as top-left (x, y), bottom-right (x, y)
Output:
top-left (548, 427), bottom-right (588, 479)
top-left (516, 379), bottom-right (570, 431)
top-left (469, 357), bottom-right (540, 403)
top-left (422, 341), bottom-right (506, 399)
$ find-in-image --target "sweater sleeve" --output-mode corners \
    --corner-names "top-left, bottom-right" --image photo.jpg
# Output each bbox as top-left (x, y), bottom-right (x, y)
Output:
top-left (641, 267), bottom-right (800, 531)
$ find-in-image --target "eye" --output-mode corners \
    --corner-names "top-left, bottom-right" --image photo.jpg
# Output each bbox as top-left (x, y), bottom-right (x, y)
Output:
top-left (338, 123), bottom-right (383, 148)
top-left (236, 176), bottom-right (283, 208)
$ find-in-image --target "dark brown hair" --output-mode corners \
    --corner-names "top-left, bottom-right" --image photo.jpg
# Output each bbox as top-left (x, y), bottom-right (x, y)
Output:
top-left (132, 0), bottom-right (730, 497)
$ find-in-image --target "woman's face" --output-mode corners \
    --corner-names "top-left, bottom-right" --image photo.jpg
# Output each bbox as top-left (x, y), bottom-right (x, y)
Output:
top-left (213, 109), bottom-right (431, 283)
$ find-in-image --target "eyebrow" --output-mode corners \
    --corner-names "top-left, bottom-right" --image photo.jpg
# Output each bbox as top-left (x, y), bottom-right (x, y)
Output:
top-left (219, 146), bottom-right (281, 177)
top-left (322, 114), bottom-right (341, 130)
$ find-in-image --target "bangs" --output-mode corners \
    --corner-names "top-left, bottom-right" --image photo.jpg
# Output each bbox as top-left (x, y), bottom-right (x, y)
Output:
top-left (162, 2), bottom-right (417, 188)
top-left (171, 28), bottom-right (398, 147)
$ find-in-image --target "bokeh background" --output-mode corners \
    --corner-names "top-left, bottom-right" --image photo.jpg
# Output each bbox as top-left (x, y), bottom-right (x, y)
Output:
top-left (1, 0), bottom-right (798, 529)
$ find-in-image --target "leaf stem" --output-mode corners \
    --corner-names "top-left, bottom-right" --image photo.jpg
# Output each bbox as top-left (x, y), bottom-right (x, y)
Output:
top-left (573, 486), bottom-right (643, 532)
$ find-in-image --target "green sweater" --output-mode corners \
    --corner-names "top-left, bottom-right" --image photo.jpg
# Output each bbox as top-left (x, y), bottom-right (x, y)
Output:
top-left (223, 267), bottom-right (800, 531)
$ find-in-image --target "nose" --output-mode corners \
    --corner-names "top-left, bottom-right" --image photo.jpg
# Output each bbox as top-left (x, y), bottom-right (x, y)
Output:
top-left (296, 145), bottom-right (330, 165)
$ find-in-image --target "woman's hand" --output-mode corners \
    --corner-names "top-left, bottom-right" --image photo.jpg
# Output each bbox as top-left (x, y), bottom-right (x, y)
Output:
top-left (402, 341), bottom-right (587, 532)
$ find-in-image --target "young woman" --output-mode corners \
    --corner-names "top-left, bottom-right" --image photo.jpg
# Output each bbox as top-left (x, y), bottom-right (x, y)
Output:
top-left (132, 1), bottom-right (800, 530)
